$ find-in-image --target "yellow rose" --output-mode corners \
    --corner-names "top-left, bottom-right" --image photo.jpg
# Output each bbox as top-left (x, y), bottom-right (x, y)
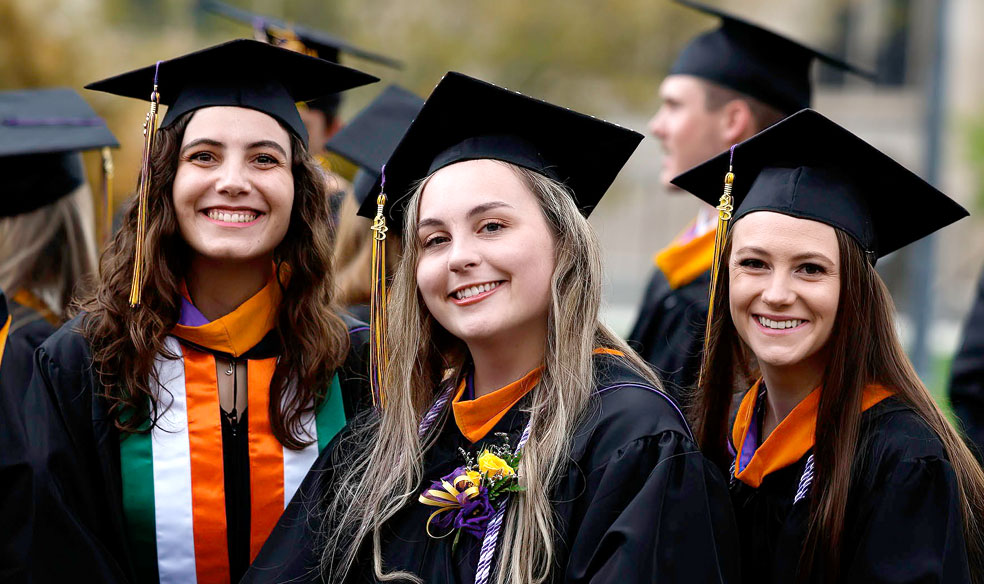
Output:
top-left (478, 451), bottom-right (516, 478)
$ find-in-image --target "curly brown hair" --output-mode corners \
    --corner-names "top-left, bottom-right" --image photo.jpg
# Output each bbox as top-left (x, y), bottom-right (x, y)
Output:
top-left (78, 110), bottom-right (350, 449)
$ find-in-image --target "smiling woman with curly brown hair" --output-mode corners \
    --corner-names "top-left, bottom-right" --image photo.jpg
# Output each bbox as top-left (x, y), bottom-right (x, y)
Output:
top-left (24, 40), bottom-right (378, 584)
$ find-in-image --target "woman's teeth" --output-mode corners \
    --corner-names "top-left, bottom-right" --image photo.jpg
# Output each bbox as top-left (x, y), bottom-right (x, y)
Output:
top-left (207, 209), bottom-right (257, 223)
top-left (454, 282), bottom-right (500, 300)
top-left (758, 316), bottom-right (804, 330)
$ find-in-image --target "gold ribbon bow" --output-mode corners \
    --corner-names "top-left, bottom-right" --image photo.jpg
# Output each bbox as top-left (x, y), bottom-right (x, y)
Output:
top-left (417, 472), bottom-right (481, 538)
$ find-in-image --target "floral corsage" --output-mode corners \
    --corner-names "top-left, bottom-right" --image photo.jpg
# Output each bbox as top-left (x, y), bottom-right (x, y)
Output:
top-left (418, 433), bottom-right (524, 544)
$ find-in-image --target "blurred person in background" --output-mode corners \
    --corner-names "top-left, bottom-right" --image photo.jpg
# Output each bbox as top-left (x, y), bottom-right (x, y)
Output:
top-left (628, 0), bottom-right (872, 402)
top-left (0, 88), bottom-right (118, 396)
top-left (0, 88), bottom-right (117, 582)
top-left (198, 0), bottom-right (401, 187)
top-left (323, 84), bottom-right (424, 322)
top-left (25, 40), bottom-right (377, 583)
top-left (950, 267), bottom-right (984, 461)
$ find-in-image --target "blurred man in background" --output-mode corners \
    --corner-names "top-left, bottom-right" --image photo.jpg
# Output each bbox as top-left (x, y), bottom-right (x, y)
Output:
top-left (628, 0), bottom-right (871, 400)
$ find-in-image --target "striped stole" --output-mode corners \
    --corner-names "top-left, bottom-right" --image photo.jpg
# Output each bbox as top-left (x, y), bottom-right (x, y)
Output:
top-left (120, 336), bottom-right (346, 583)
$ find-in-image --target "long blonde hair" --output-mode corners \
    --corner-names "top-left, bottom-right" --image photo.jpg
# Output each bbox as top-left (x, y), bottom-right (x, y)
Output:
top-left (0, 181), bottom-right (98, 319)
top-left (318, 161), bottom-right (661, 583)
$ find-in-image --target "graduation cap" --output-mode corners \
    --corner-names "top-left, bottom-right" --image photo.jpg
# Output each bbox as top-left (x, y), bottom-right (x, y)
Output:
top-left (85, 38), bottom-right (377, 307)
top-left (0, 88), bottom-right (118, 218)
top-left (671, 108), bottom-right (967, 260)
top-left (673, 108), bottom-right (967, 387)
top-left (324, 84), bottom-right (424, 224)
top-left (199, 0), bottom-right (401, 119)
top-left (356, 72), bottom-right (643, 226)
top-left (670, 0), bottom-right (875, 114)
top-left (357, 71), bottom-right (642, 407)
top-left (199, 0), bottom-right (402, 67)
top-left (86, 38), bottom-right (378, 147)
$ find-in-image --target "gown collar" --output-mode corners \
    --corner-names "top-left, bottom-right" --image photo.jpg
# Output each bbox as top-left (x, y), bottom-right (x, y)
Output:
top-left (451, 348), bottom-right (626, 443)
top-left (453, 366), bottom-right (542, 443)
top-left (12, 289), bottom-right (60, 326)
top-left (732, 378), bottom-right (893, 488)
top-left (172, 275), bottom-right (281, 357)
top-left (653, 222), bottom-right (715, 290)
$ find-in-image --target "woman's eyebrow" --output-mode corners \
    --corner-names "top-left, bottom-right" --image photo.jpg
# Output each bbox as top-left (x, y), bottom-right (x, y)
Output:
top-left (791, 251), bottom-right (835, 264)
top-left (247, 140), bottom-right (289, 158)
top-left (417, 217), bottom-right (445, 231)
top-left (467, 201), bottom-right (514, 219)
top-left (180, 138), bottom-right (223, 156)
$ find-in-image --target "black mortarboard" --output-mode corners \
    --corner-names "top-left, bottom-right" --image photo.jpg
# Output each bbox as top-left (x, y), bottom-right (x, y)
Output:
top-left (325, 85), bottom-right (424, 213)
top-left (670, 0), bottom-right (874, 114)
top-left (671, 109), bottom-right (968, 259)
top-left (199, 0), bottom-right (402, 67)
top-left (85, 39), bottom-right (378, 147)
top-left (199, 0), bottom-right (400, 119)
top-left (356, 72), bottom-right (643, 227)
top-left (356, 72), bottom-right (642, 407)
top-left (0, 88), bottom-right (118, 218)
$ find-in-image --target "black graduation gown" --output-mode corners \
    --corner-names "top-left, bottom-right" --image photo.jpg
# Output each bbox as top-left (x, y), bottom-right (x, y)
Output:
top-left (24, 313), bottom-right (371, 584)
top-left (0, 295), bottom-right (57, 583)
top-left (950, 266), bottom-right (984, 460)
top-left (243, 352), bottom-right (741, 583)
top-left (627, 268), bottom-right (709, 403)
top-left (730, 397), bottom-right (973, 583)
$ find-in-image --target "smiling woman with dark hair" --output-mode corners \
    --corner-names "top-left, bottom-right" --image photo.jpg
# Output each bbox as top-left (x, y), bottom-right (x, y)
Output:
top-left (682, 109), bottom-right (984, 583)
top-left (24, 40), bottom-right (378, 584)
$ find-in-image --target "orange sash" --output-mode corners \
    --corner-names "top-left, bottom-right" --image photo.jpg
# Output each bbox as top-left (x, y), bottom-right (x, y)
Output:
top-left (732, 379), bottom-right (894, 488)
top-left (653, 227), bottom-right (715, 290)
top-left (453, 348), bottom-right (625, 442)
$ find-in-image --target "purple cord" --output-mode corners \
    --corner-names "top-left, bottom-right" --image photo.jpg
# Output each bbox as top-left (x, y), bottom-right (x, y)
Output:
top-left (729, 144), bottom-right (736, 166)
top-left (380, 164), bottom-right (387, 191)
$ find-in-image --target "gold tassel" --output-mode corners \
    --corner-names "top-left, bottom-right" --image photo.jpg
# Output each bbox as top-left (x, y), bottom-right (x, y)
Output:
top-left (100, 146), bottom-right (115, 246)
top-left (129, 63), bottom-right (161, 308)
top-left (368, 169), bottom-right (390, 408)
top-left (698, 145), bottom-right (736, 388)
top-left (266, 26), bottom-right (317, 57)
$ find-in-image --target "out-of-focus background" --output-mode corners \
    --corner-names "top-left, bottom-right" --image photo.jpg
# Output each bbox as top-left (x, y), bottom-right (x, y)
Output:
top-left (4, 0), bottom-right (983, 402)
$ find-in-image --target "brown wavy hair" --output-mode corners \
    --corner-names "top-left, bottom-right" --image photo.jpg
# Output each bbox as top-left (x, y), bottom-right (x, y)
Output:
top-left (695, 227), bottom-right (984, 582)
top-left (78, 110), bottom-right (350, 449)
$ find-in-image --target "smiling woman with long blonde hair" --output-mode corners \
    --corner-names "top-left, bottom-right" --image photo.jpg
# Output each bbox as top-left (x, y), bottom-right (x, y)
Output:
top-left (245, 72), bottom-right (739, 584)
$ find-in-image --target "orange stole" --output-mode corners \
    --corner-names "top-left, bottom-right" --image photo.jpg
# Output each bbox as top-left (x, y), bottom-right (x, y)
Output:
top-left (12, 289), bottom-right (60, 326)
top-left (653, 227), bottom-right (715, 290)
top-left (732, 380), bottom-right (894, 488)
top-left (173, 277), bottom-right (282, 358)
top-left (245, 357), bottom-right (283, 560)
top-left (183, 349), bottom-right (230, 582)
top-left (0, 312), bottom-right (9, 365)
top-left (452, 348), bottom-right (625, 443)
